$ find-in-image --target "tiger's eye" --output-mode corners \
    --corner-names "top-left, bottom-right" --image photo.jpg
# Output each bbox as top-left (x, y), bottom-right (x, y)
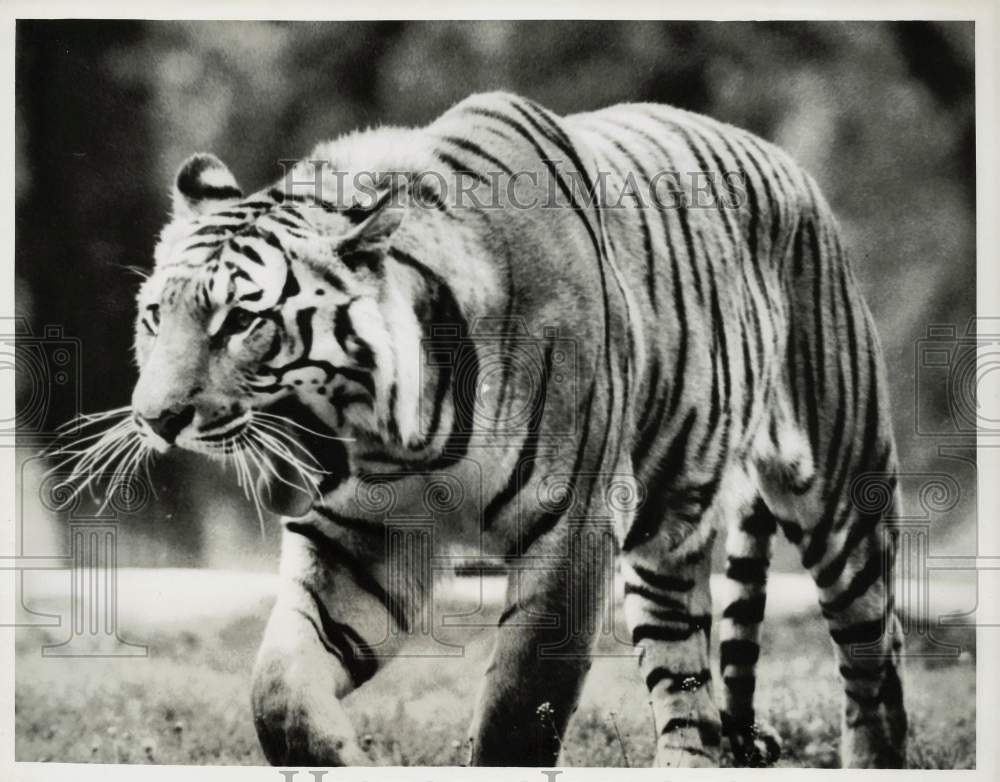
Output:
top-left (223, 307), bottom-right (258, 334)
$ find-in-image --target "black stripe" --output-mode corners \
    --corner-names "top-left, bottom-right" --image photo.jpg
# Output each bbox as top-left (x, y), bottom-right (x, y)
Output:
top-left (632, 619), bottom-right (709, 645)
top-left (820, 546), bottom-right (885, 615)
top-left (599, 134), bottom-right (659, 311)
top-left (665, 120), bottom-right (738, 243)
top-left (333, 299), bottom-right (358, 354)
top-left (230, 239), bottom-right (265, 265)
top-left (467, 103), bottom-right (619, 495)
top-left (635, 111), bottom-right (706, 304)
top-left (830, 618), bottom-right (885, 646)
top-left (626, 409), bottom-right (698, 551)
top-left (508, 100), bottom-right (625, 479)
top-left (269, 213), bottom-right (305, 230)
top-left (436, 151), bottom-right (492, 187)
top-left (645, 667), bottom-right (711, 693)
top-left (386, 247), bottom-right (473, 469)
top-left (193, 184), bottom-right (243, 201)
top-left (739, 133), bottom-right (788, 249)
top-left (295, 607), bottom-right (346, 667)
top-left (635, 357), bottom-right (665, 454)
top-left (779, 519), bottom-right (804, 544)
top-left (200, 409), bottom-right (245, 433)
top-left (301, 585), bottom-right (378, 688)
top-left (802, 352), bottom-right (880, 570)
top-left (740, 499), bottom-right (777, 537)
top-left (622, 125), bottom-right (690, 421)
top-left (725, 556), bottom-right (768, 585)
top-left (719, 639), bottom-right (760, 668)
top-left (483, 343), bottom-right (554, 528)
top-left (186, 240), bottom-right (224, 251)
top-left (739, 327), bottom-right (756, 430)
top-left (285, 521), bottom-right (409, 632)
top-left (312, 504), bottom-right (382, 537)
top-left (661, 718), bottom-right (722, 746)
top-left (259, 330), bottom-right (282, 364)
top-left (702, 251), bottom-right (732, 460)
top-left (505, 376), bottom-right (595, 561)
top-left (497, 602), bottom-right (519, 627)
top-left (722, 674), bottom-right (757, 706)
top-left (277, 267), bottom-right (301, 305)
top-left (256, 228), bottom-right (286, 253)
top-left (844, 687), bottom-right (882, 708)
top-left (440, 135), bottom-right (514, 175)
top-left (632, 563), bottom-right (695, 593)
top-left (722, 594), bottom-right (766, 625)
top-left (839, 663), bottom-right (885, 681)
top-left (623, 582), bottom-right (687, 610)
top-left (194, 224), bottom-right (228, 237)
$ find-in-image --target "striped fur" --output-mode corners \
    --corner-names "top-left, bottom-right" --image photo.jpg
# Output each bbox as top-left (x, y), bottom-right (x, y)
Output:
top-left (131, 92), bottom-right (904, 768)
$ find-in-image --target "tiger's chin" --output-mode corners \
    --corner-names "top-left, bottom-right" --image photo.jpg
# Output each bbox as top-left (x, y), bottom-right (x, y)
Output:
top-left (254, 396), bottom-right (351, 516)
top-left (255, 456), bottom-right (316, 518)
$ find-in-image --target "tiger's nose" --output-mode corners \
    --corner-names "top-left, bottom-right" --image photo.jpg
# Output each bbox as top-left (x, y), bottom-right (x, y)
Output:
top-left (140, 405), bottom-right (196, 444)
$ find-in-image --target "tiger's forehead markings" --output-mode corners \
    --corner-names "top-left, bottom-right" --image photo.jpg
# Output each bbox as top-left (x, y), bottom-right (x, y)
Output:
top-left (149, 203), bottom-right (313, 318)
top-left (182, 202), bottom-right (311, 253)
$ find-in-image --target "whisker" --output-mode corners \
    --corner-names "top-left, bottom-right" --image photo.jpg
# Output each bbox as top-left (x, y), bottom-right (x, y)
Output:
top-left (253, 410), bottom-right (355, 442)
top-left (232, 440), bottom-right (267, 542)
top-left (49, 419), bottom-right (133, 452)
top-left (55, 406), bottom-right (132, 432)
top-left (250, 421), bottom-right (327, 473)
top-left (71, 431), bottom-right (141, 508)
top-left (123, 264), bottom-right (151, 280)
top-left (96, 439), bottom-right (146, 515)
top-left (45, 421), bottom-right (133, 480)
top-left (251, 429), bottom-right (326, 488)
top-left (142, 450), bottom-right (157, 499)
top-left (242, 437), bottom-right (274, 501)
top-left (45, 417), bottom-right (132, 460)
top-left (247, 430), bottom-right (320, 498)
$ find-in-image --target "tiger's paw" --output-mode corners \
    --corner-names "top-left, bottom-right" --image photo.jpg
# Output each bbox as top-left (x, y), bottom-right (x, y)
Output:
top-left (722, 712), bottom-right (782, 767)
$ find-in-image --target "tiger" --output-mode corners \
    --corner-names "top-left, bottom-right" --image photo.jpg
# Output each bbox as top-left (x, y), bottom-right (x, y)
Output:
top-left (116, 91), bottom-right (905, 767)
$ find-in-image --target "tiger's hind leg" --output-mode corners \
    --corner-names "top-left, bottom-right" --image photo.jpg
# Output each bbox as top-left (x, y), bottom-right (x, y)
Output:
top-left (622, 516), bottom-right (721, 767)
top-left (804, 481), bottom-right (906, 769)
top-left (771, 467), bottom-right (907, 768)
top-left (251, 520), bottom-right (417, 766)
top-left (719, 497), bottom-right (782, 766)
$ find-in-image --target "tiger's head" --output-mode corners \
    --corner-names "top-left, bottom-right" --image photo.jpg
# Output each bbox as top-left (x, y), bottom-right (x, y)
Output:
top-left (131, 154), bottom-right (428, 468)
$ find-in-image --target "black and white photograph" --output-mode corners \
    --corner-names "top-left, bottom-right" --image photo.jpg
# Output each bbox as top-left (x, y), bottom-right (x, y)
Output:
top-left (5, 7), bottom-right (996, 776)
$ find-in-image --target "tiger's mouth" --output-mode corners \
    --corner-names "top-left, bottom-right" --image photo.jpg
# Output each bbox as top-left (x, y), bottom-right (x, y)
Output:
top-left (187, 409), bottom-right (254, 455)
top-left (97, 397), bottom-right (351, 520)
top-left (132, 407), bottom-right (253, 456)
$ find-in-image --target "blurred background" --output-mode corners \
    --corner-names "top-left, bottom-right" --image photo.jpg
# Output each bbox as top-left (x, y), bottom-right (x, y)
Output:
top-left (14, 21), bottom-right (976, 569)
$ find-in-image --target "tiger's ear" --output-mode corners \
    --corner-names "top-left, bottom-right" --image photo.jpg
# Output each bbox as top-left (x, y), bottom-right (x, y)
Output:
top-left (335, 188), bottom-right (406, 258)
top-left (172, 153), bottom-right (243, 218)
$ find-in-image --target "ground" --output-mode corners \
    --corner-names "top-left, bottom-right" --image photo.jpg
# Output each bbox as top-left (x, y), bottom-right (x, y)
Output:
top-left (15, 574), bottom-right (975, 768)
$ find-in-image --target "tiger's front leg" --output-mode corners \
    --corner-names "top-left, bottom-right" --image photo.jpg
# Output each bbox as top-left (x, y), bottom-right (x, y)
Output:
top-left (468, 523), bottom-right (614, 766)
top-left (251, 519), bottom-right (415, 766)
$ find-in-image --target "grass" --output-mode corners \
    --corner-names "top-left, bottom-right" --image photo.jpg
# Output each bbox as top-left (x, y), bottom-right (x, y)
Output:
top-left (15, 589), bottom-right (975, 767)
